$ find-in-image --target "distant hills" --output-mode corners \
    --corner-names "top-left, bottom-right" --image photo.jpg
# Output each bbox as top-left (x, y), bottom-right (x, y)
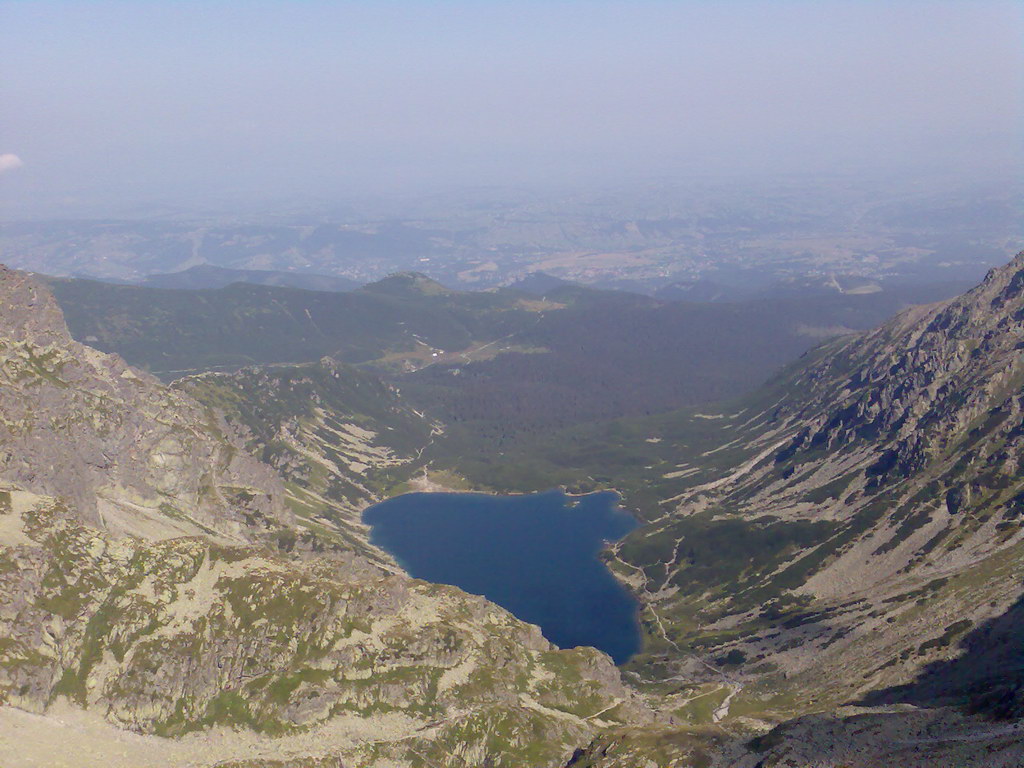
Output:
top-left (139, 263), bottom-right (361, 292)
top-left (43, 272), bottom-right (527, 377)
top-left (505, 270), bottom-right (576, 297)
top-left (2, 176), bottom-right (1018, 294)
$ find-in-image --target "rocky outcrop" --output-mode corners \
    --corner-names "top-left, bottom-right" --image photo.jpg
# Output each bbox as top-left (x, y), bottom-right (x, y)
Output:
top-left (771, 250), bottom-right (1024, 482)
top-left (0, 266), bottom-right (286, 542)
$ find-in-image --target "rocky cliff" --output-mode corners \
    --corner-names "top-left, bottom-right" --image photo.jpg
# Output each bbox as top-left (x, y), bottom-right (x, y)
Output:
top-left (0, 266), bottom-right (286, 543)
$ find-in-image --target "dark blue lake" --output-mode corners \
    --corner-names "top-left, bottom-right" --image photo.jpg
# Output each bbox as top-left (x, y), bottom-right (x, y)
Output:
top-left (363, 489), bottom-right (641, 664)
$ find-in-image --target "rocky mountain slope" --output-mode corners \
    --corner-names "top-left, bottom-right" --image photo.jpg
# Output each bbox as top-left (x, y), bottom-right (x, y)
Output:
top-left (0, 487), bottom-right (642, 767)
top-left (177, 359), bottom-right (437, 564)
top-left (576, 253), bottom-right (1024, 762)
top-left (0, 265), bottom-right (286, 544)
top-left (0, 267), bottom-right (650, 767)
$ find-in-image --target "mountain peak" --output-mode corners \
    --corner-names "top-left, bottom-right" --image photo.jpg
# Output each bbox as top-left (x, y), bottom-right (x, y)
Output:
top-left (984, 249), bottom-right (1024, 281)
top-left (918, 249), bottom-right (1024, 340)
top-left (978, 249), bottom-right (1024, 305)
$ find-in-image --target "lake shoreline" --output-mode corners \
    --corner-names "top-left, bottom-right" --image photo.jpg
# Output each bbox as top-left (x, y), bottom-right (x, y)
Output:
top-left (363, 488), bottom-right (642, 664)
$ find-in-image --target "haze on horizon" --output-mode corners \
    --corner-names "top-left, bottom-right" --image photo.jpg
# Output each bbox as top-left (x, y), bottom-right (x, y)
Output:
top-left (1, 0), bottom-right (1022, 217)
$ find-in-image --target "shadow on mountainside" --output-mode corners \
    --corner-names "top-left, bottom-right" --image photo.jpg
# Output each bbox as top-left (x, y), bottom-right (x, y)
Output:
top-left (859, 589), bottom-right (1024, 719)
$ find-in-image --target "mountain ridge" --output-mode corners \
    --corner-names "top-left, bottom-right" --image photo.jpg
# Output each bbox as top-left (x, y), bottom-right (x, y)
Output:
top-left (140, 264), bottom-right (361, 293)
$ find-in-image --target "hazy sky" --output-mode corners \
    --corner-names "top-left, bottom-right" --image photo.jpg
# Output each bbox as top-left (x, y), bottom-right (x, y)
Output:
top-left (2, 1), bottom-right (1022, 215)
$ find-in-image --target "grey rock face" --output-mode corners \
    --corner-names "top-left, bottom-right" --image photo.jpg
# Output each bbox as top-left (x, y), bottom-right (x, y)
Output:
top-left (0, 266), bottom-right (287, 541)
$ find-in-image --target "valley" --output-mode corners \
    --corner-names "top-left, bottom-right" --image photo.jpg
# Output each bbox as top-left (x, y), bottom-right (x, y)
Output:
top-left (0, 252), bottom-right (1022, 766)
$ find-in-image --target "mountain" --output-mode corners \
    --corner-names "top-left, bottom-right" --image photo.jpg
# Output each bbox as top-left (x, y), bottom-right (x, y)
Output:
top-left (569, 253), bottom-right (1024, 763)
top-left (361, 271), bottom-right (452, 297)
top-left (0, 267), bottom-right (651, 767)
top-left (0, 265), bottom-right (286, 542)
top-left (141, 264), bottom-right (361, 292)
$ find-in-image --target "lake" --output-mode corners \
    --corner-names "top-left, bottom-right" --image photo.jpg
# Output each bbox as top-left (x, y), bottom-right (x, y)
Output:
top-left (363, 489), bottom-right (641, 664)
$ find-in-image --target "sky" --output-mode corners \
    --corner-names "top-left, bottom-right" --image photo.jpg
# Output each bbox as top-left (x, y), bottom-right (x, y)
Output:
top-left (1, 1), bottom-right (1022, 216)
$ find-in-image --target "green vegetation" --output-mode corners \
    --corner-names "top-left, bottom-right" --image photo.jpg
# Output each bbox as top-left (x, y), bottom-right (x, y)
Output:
top-left (917, 619), bottom-right (974, 655)
top-left (49, 275), bottom-right (530, 378)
